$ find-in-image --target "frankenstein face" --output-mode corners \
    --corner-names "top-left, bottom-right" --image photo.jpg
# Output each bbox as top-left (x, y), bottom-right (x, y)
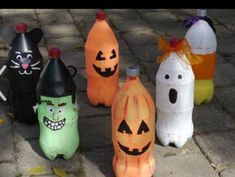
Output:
top-left (37, 95), bottom-right (77, 131)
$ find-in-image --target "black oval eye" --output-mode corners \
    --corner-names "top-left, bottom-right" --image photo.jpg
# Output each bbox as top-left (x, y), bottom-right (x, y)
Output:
top-left (110, 49), bottom-right (116, 59)
top-left (178, 74), bottom-right (182, 79)
top-left (165, 74), bottom-right (169, 79)
top-left (118, 120), bottom-right (132, 134)
top-left (16, 55), bottom-right (22, 60)
top-left (27, 54), bottom-right (33, 60)
top-left (96, 51), bottom-right (105, 61)
top-left (137, 120), bottom-right (150, 134)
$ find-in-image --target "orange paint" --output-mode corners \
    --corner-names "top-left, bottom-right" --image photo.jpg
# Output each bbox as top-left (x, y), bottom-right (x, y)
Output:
top-left (112, 76), bottom-right (156, 177)
top-left (85, 11), bottom-right (119, 107)
top-left (192, 52), bottom-right (216, 80)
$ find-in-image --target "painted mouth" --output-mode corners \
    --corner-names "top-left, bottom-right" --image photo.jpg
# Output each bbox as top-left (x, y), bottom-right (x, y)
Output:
top-left (118, 141), bottom-right (151, 156)
top-left (43, 117), bottom-right (66, 131)
top-left (169, 88), bottom-right (177, 104)
top-left (18, 70), bottom-right (32, 75)
top-left (93, 63), bottom-right (118, 77)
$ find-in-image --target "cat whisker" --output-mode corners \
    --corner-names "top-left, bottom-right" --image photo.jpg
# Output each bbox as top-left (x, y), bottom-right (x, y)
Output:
top-left (31, 61), bottom-right (40, 67)
top-left (10, 65), bottom-right (20, 68)
top-left (11, 60), bottom-right (20, 66)
top-left (32, 67), bottom-right (41, 70)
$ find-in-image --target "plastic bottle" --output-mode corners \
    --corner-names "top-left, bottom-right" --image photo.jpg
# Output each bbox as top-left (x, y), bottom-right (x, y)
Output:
top-left (112, 65), bottom-right (155, 177)
top-left (185, 9), bottom-right (217, 105)
top-left (156, 38), bottom-right (195, 148)
top-left (85, 11), bottom-right (119, 107)
top-left (36, 48), bottom-right (79, 160)
top-left (6, 23), bottom-right (43, 125)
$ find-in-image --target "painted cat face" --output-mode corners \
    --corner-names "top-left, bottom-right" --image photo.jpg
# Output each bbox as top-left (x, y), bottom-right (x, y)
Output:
top-left (9, 49), bottom-right (42, 75)
top-left (8, 28), bottom-right (43, 76)
top-left (37, 95), bottom-right (78, 131)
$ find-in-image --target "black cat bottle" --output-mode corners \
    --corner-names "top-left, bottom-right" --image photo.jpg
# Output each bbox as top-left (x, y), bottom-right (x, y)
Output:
top-left (6, 23), bottom-right (43, 125)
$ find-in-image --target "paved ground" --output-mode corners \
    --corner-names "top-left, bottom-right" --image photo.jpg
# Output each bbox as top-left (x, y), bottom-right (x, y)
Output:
top-left (0, 9), bottom-right (235, 177)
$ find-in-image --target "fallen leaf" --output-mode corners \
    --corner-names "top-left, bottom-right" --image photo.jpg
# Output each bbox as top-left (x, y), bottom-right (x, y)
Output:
top-left (0, 118), bottom-right (5, 125)
top-left (53, 167), bottom-right (67, 177)
top-left (211, 163), bottom-right (228, 173)
top-left (7, 113), bottom-right (14, 119)
top-left (163, 152), bottom-right (177, 158)
top-left (28, 166), bottom-right (46, 175)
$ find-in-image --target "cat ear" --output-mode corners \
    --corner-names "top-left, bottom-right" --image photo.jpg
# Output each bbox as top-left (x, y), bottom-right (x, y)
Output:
top-left (28, 28), bottom-right (43, 45)
top-left (0, 24), bottom-right (16, 47)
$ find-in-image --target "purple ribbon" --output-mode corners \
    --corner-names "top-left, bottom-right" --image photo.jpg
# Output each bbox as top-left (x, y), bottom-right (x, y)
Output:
top-left (183, 16), bottom-right (210, 28)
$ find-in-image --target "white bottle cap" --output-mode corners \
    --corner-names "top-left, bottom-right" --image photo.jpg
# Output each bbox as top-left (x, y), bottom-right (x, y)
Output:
top-left (126, 65), bottom-right (140, 77)
top-left (197, 9), bottom-right (207, 16)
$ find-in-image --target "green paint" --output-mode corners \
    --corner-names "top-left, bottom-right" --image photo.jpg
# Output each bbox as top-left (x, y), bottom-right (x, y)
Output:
top-left (37, 95), bottom-right (79, 160)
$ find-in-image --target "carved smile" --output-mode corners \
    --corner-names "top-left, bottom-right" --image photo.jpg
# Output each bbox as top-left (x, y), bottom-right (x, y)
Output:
top-left (169, 88), bottom-right (177, 104)
top-left (118, 141), bottom-right (151, 155)
top-left (43, 117), bottom-right (66, 131)
top-left (93, 63), bottom-right (118, 77)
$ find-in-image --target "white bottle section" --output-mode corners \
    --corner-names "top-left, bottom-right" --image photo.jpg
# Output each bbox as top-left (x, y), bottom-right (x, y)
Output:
top-left (185, 20), bottom-right (217, 55)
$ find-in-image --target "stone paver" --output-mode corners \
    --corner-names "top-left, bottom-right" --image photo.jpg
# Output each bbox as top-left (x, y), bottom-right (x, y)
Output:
top-left (45, 36), bottom-right (84, 52)
top-left (215, 86), bottom-right (235, 118)
top-left (0, 163), bottom-right (17, 177)
top-left (0, 8), bottom-right (235, 177)
top-left (194, 131), bottom-right (235, 169)
top-left (42, 24), bottom-right (80, 38)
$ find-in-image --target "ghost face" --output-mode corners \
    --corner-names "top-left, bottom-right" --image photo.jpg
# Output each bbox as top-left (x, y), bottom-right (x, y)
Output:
top-left (37, 95), bottom-right (78, 131)
top-left (156, 52), bottom-right (195, 110)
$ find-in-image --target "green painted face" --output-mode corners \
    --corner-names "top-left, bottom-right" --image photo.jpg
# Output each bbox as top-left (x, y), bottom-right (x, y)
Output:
top-left (37, 95), bottom-right (78, 131)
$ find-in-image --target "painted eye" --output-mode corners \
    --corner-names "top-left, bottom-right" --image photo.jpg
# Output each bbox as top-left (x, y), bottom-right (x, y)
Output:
top-left (178, 74), bottom-right (182, 79)
top-left (118, 120), bottom-right (132, 134)
top-left (110, 49), bottom-right (116, 59)
top-left (16, 55), bottom-right (22, 60)
top-left (165, 74), bottom-right (169, 79)
top-left (96, 51), bottom-right (105, 61)
top-left (27, 54), bottom-right (33, 60)
top-left (137, 120), bottom-right (150, 134)
top-left (47, 106), bottom-right (54, 113)
top-left (58, 107), bottom-right (65, 114)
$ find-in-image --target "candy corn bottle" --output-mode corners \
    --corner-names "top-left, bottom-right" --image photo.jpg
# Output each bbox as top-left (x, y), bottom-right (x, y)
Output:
top-left (85, 11), bottom-right (119, 107)
top-left (112, 65), bottom-right (155, 177)
top-left (185, 9), bottom-right (217, 105)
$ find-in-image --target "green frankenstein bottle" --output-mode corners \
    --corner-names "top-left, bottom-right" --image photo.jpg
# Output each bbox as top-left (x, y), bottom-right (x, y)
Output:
top-left (36, 48), bottom-right (79, 160)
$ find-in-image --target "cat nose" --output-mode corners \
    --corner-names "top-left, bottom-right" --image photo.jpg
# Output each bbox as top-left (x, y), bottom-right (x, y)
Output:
top-left (22, 64), bottom-right (29, 70)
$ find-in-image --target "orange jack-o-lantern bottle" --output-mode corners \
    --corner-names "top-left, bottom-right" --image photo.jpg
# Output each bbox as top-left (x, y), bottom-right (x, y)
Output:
top-left (112, 65), bottom-right (156, 177)
top-left (85, 11), bottom-right (119, 107)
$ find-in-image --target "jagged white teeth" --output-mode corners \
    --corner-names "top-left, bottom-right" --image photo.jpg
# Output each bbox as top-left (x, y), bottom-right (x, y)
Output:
top-left (51, 122), bottom-right (54, 126)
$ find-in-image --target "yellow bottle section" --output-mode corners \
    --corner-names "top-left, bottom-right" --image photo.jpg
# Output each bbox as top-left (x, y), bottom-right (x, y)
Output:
top-left (194, 80), bottom-right (214, 106)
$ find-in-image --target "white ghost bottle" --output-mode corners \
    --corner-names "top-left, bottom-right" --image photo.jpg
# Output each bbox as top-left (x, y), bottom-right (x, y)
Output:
top-left (185, 9), bottom-right (217, 105)
top-left (156, 39), bottom-right (195, 148)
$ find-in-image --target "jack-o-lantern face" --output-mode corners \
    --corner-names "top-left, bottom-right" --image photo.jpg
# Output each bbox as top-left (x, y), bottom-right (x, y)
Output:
top-left (92, 49), bottom-right (118, 77)
top-left (117, 120), bottom-right (151, 156)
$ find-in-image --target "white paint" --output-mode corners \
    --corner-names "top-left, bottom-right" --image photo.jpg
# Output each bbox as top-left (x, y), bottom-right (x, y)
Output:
top-left (156, 52), bottom-right (194, 148)
top-left (0, 65), bottom-right (7, 76)
top-left (185, 20), bottom-right (217, 54)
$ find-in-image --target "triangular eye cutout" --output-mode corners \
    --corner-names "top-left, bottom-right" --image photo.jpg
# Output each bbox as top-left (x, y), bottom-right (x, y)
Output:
top-left (137, 120), bottom-right (150, 134)
top-left (96, 51), bottom-right (105, 61)
top-left (118, 120), bottom-right (132, 134)
top-left (110, 49), bottom-right (116, 59)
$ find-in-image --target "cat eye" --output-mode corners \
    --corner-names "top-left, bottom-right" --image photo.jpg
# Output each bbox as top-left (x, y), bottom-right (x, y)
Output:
top-left (16, 55), bottom-right (22, 60)
top-left (27, 54), bottom-right (33, 60)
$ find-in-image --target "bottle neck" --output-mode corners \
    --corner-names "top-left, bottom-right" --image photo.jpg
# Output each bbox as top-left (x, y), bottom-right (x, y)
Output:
top-left (128, 76), bottom-right (138, 80)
